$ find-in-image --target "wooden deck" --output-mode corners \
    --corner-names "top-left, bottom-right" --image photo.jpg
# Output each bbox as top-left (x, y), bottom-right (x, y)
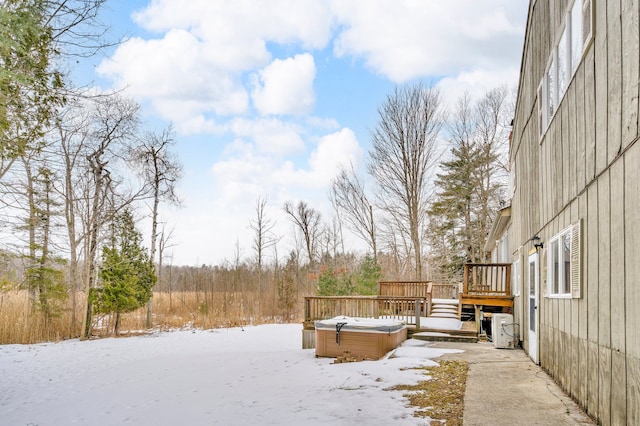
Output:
top-left (459, 263), bottom-right (514, 334)
top-left (302, 265), bottom-right (514, 348)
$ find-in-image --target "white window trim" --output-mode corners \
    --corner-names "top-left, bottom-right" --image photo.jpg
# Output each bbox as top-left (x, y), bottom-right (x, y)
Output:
top-left (546, 221), bottom-right (582, 299)
top-left (512, 258), bottom-right (521, 297)
top-left (538, 0), bottom-right (594, 140)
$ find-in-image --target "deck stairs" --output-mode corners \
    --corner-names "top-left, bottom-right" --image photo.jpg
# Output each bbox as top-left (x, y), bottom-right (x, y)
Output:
top-left (430, 298), bottom-right (461, 320)
top-left (410, 298), bottom-right (478, 343)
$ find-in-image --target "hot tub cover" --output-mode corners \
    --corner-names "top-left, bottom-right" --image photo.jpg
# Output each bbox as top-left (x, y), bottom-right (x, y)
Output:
top-left (314, 316), bottom-right (406, 333)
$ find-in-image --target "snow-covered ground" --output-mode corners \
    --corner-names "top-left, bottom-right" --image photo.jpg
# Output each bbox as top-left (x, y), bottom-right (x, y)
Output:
top-left (0, 324), bottom-right (462, 425)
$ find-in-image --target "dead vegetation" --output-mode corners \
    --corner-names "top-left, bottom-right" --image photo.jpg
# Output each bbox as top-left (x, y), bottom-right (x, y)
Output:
top-left (0, 290), bottom-right (304, 344)
top-left (391, 360), bottom-right (469, 425)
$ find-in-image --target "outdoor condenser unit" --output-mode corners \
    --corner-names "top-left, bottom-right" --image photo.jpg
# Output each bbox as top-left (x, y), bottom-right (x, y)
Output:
top-left (491, 313), bottom-right (515, 349)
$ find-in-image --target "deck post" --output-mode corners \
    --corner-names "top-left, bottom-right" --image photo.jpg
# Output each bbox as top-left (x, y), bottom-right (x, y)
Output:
top-left (474, 305), bottom-right (482, 335)
top-left (415, 299), bottom-right (421, 329)
top-left (463, 265), bottom-right (469, 294)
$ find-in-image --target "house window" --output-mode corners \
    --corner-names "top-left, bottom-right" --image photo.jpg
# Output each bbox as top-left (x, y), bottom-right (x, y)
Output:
top-left (538, 0), bottom-right (594, 138)
top-left (557, 27), bottom-right (569, 98)
top-left (570, 0), bottom-right (583, 69)
top-left (546, 55), bottom-right (556, 121)
top-left (547, 221), bottom-right (582, 298)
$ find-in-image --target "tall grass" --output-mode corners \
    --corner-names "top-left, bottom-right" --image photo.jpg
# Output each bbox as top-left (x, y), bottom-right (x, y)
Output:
top-left (0, 290), bottom-right (81, 344)
top-left (0, 289), bottom-right (305, 344)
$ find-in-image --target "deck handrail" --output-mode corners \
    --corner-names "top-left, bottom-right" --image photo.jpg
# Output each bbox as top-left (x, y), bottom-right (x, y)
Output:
top-left (304, 295), bottom-right (428, 327)
top-left (463, 263), bottom-right (511, 296)
top-left (379, 281), bottom-right (433, 297)
top-left (379, 281), bottom-right (458, 298)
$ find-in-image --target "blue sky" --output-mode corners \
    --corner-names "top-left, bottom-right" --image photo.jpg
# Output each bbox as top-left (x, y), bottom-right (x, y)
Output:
top-left (84, 0), bottom-right (529, 266)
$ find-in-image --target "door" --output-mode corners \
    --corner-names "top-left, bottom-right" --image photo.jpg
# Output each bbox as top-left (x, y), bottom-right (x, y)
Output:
top-left (528, 251), bottom-right (539, 364)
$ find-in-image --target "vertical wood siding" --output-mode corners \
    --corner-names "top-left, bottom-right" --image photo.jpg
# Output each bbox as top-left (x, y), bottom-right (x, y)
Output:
top-left (510, 0), bottom-right (640, 424)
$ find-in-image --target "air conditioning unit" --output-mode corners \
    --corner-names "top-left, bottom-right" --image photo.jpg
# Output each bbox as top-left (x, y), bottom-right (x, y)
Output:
top-left (492, 313), bottom-right (515, 349)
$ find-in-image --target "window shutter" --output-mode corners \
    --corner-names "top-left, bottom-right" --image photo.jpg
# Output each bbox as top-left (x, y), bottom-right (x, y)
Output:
top-left (571, 220), bottom-right (582, 298)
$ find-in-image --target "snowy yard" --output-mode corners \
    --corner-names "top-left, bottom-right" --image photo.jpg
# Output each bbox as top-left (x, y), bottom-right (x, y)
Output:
top-left (0, 324), bottom-right (462, 425)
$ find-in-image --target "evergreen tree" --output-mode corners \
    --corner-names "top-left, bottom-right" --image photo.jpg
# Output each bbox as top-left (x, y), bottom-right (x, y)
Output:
top-left (316, 265), bottom-right (353, 296)
top-left (429, 138), bottom-right (478, 278)
top-left (92, 209), bottom-right (155, 335)
top-left (353, 255), bottom-right (382, 295)
top-left (0, 0), bottom-right (63, 179)
top-left (428, 89), bottom-right (511, 282)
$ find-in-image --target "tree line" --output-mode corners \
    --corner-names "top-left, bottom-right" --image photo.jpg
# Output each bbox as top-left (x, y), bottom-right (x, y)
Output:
top-left (0, 1), bottom-right (513, 341)
top-left (1, 1), bottom-right (181, 338)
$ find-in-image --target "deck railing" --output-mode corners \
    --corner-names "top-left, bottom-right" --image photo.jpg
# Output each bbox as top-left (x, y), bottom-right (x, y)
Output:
top-left (379, 281), bottom-right (459, 299)
top-left (379, 281), bottom-right (432, 297)
top-left (303, 296), bottom-right (427, 328)
top-left (463, 263), bottom-right (511, 296)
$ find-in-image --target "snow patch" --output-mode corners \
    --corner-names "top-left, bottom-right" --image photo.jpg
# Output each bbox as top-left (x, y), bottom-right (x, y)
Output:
top-left (0, 324), bottom-right (462, 425)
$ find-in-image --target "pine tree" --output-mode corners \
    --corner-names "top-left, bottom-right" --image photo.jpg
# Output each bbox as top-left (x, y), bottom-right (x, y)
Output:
top-left (429, 138), bottom-right (478, 279)
top-left (353, 255), bottom-right (382, 295)
top-left (428, 89), bottom-right (511, 282)
top-left (92, 209), bottom-right (155, 335)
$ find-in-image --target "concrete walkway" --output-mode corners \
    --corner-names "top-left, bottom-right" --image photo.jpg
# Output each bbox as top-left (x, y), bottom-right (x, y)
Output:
top-left (430, 341), bottom-right (595, 425)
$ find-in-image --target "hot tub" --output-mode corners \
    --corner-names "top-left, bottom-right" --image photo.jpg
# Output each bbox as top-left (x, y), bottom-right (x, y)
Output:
top-left (314, 316), bottom-right (407, 360)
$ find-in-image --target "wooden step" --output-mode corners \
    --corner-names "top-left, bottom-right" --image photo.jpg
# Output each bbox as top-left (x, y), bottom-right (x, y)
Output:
top-left (411, 331), bottom-right (478, 343)
top-left (430, 312), bottom-right (460, 319)
top-left (431, 307), bottom-right (459, 313)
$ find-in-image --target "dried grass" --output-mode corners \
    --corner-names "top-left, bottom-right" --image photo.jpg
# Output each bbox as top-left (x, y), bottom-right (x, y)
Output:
top-left (391, 360), bottom-right (469, 425)
top-left (0, 289), bottom-right (304, 344)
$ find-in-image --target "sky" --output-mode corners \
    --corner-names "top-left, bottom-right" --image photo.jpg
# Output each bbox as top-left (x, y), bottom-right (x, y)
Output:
top-left (85, 0), bottom-right (529, 266)
top-left (0, 323), bottom-right (463, 425)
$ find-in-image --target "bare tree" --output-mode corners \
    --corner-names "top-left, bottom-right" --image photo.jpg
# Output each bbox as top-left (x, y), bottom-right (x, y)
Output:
top-left (157, 222), bottom-right (176, 309)
top-left (54, 97), bottom-right (93, 335)
top-left (81, 94), bottom-right (140, 339)
top-left (130, 125), bottom-right (182, 327)
top-left (249, 197), bottom-right (280, 271)
top-left (368, 83), bottom-right (445, 279)
top-left (329, 164), bottom-right (377, 258)
top-left (429, 87), bottom-right (512, 279)
top-left (283, 201), bottom-right (321, 265)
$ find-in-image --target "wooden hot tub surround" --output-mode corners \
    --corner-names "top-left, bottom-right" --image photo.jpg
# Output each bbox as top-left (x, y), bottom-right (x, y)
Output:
top-left (314, 317), bottom-right (407, 360)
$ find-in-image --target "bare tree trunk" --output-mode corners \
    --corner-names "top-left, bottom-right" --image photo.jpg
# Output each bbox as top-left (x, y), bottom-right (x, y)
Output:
top-left (368, 83), bottom-right (444, 280)
top-left (283, 201), bottom-right (321, 265)
top-left (129, 126), bottom-right (181, 328)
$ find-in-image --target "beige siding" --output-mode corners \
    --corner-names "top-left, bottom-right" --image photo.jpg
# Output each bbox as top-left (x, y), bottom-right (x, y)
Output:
top-left (584, 47), bottom-right (596, 182)
top-left (621, 0), bottom-right (639, 149)
top-left (606, 0), bottom-right (622, 165)
top-left (625, 143), bottom-right (640, 359)
top-left (597, 171), bottom-right (610, 348)
top-left (511, 0), bottom-right (640, 424)
top-left (594, 0), bottom-right (608, 175)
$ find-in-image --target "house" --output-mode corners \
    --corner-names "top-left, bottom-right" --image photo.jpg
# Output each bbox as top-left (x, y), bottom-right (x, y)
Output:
top-left (508, 0), bottom-right (639, 424)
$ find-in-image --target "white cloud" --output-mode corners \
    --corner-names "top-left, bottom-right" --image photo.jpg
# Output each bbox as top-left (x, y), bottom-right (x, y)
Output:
top-left (98, 30), bottom-right (250, 126)
top-left (251, 54), bottom-right (317, 116)
top-left (212, 127), bottom-right (361, 203)
top-left (94, 0), bottom-right (529, 264)
top-left (195, 127), bottom-right (362, 263)
top-left (133, 0), bottom-right (334, 51)
top-left (330, 0), bottom-right (527, 82)
top-left (436, 67), bottom-right (520, 111)
top-left (98, 1), bottom-right (334, 132)
top-left (229, 118), bottom-right (305, 155)
top-left (308, 128), bottom-right (362, 185)
top-left (98, 1), bottom-right (527, 136)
